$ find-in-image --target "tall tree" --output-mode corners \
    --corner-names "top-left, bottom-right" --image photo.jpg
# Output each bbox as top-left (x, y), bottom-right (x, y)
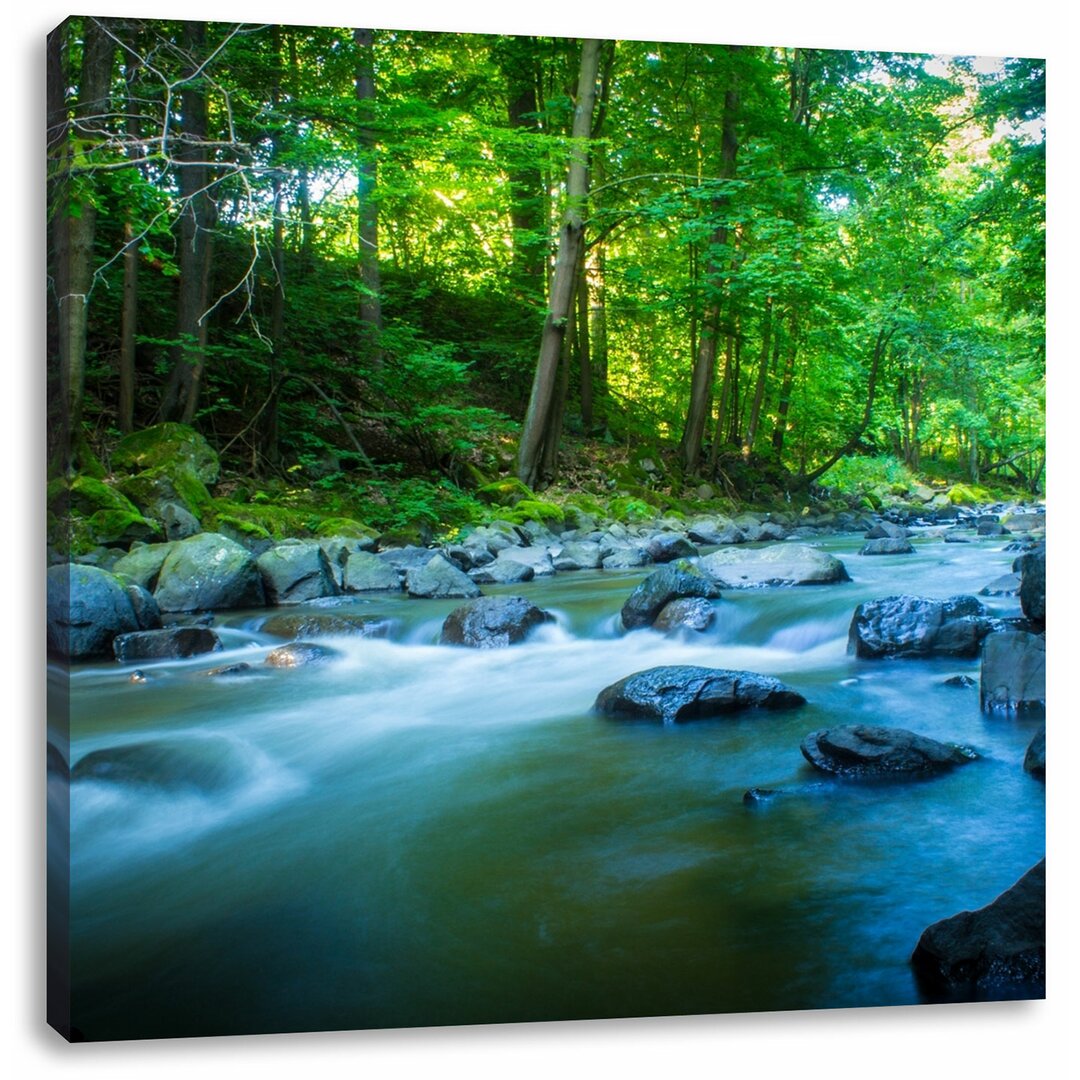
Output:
top-left (355, 28), bottom-right (382, 355)
top-left (516, 38), bottom-right (603, 488)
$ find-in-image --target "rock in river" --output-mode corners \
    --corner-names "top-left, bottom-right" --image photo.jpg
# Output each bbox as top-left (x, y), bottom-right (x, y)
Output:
top-left (113, 626), bottom-right (222, 662)
top-left (848, 595), bottom-right (999, 659)
top-left (594, 665), bottom-right (806, 723)
top-left (859, 537), bottom-right (915, 556)
top-left (980, 631), bottom-right (1045, 713)
top-left (911, 859), bottom-right (1045, 1000)
top-left (440, 596), bottom-right (554, 648)
top-left (697, 544), bottom-right (849, 588)
top-left (620, 566), bottom-right (721, 630)
top-left (264, 641), bottom-right (341, 667)
top-left (47, 563), bottom-right (141, 659)
top-left (800, 724), bottom-right (978, 778)
top-left (1024, 727), bottom-right (1045, 779)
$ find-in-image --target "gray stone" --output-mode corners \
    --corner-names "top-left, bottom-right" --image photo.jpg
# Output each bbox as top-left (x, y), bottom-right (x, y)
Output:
top-left (112, 542), bottom-right (176, 591)
top-left (620, 566), bottom-right (721, 630)
top-left (865, 521), bottom-right (909, 539)
top-left (860, 538), bottom-right (915, 555)
top-left (47, 563), bottom-right (140, 659)
top-left (258, 612), bottom-right (398, 639)
top-left (979, 573), bottom-right (1021, 597)
top-left (468, 559), bottom-right (535, 585)
top-left (406, 555), bottom-right (483, 599)
top-left (801, 724), bottom-right (978, 778)
top-left (980, 631), bottom-right (1045, 713)
top-left (440, 596), bottom-right (554, 648)
top-left (601, 547), bottom-right (652, 570)
top-left (161, 501), bottom-right (201, 541)
top-left (552, 541), bottom-right (603, 571)
top-left (698, 544), bottom-right (849, 588)
top-left (652, 597), bottom-right (715, 635)
top-left (645, 534), bottom-right (699, 563)
top-left (264, 642), bottom-right (341, 667)
top-left (1017, 548), bottom-right (1045, 626)
top-left (257, 543), bottom-right (339, 604)
top-left (342, 551), bottom-right (403, 592)
top-left (495, 545), bottom-right (556, 577)
top-left (125, 584), bottom-right (162, 630)
top-left (153, 533), bottom-right (266, 613)
top-left (594, 665), bottom-right (806, 723)
top-left (1024, 728), bottom-right (1045, 779)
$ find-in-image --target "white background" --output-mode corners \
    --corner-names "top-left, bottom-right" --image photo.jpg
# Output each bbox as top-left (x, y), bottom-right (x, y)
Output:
top-left (8, 2), bottom-right (1075, 1077)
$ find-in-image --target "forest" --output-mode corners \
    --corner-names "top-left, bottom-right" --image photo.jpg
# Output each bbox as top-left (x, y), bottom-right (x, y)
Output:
top-left (46, 17), bottom-right (1044, 548)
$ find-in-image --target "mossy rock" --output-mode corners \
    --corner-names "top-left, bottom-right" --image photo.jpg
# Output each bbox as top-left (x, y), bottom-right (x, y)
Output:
top-left (112, 423), bottom-right (220, 484)
top-left (947, 483), bottom-right (991, 506)
top-left (377, 523), bottom-right (434, 548)
top-left (49, 475), bottom-right (137, 518)
top-left (115, 464), bottom-right (213, 520)
top-left (314, 517), bottom-right (377, 540)
top-left (607, 496), bottom-right (657, 524)
top-left (507, 500), bottom-right (565, 526)
top-left (476, 477), bottom-right (536, 507)
top-left (87, 508), bottom-right (162, 546)
top-left (207, 500), bottom-right (313, 542)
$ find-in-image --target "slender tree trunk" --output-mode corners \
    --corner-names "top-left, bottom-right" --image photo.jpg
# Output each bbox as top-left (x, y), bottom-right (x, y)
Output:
top-left (707, 333), bottom-right (734, 476)
top-left (577, 258), bottom-right (593, 431)
top-left (743, 297), bottom-right (774, 453)
top-left (802, 324), bottom-right (896, 485)
top-left (728, 328), bottom-right (743, 446)
top-left (771, 315), bottom-right (798, 455)
top-left (50, 16), bottom-right (115, 471)
top-left (679, 76), bottom-right (740, 474)
top-left (355, 28), bottom-right (382, 357)
top-left (540, 298), bottom-right (575, 482)
top-left (160, 21), bottom-right (214, 423)
top-left (118, 27), bottom-right (142, 434)
top-left (517, 38), bottom-right (602, 488)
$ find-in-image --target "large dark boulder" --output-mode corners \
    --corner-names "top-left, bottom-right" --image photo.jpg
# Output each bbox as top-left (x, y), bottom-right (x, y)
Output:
top-left (865, 521), bottom-right (909, 539)
top-left (256, 542), bottom-right (339, 604)
top-left (848, 595), bottom-right (999, 659)
top-left (800, 724), bottom-right (978, 778)
top-left (47, 564), bottom-right (140, 659)
top-left (258, 612), bottom-right (397, 639)
top-left (153, 533), bottom-right (265, 613)
top-left (620, 566), bottom-right (721, 631)
top-left (113, 626), bottom-right (222, 662)
top-left (440, 596), bottom-right (554, 648)
top-left (911, 860), bottom-right (1045, 1000)
top-left (645, 534), bottom-right (699, 563)
top-left (112, 422), bottom-right (220, 483)
top-left (1016, 547), bottom-right (1045, 626)
top-left (594, 665), bottom-right (806, 723)
top-left (698, 544), bottom-right (849, 588)
top-left (980, 631), bottom-right (1045, 713)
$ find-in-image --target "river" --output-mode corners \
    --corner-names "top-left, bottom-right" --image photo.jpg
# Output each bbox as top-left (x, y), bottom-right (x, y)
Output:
top-left (49, 531), bottom-right (1045, 1039)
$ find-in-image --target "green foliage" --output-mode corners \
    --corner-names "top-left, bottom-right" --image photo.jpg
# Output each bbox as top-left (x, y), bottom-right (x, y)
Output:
top-left (821, 455), bottom-right (918, 498)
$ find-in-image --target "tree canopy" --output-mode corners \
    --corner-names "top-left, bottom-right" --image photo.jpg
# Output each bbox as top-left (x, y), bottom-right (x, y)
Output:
top-left (46, 18), bottom-right (1045, 534)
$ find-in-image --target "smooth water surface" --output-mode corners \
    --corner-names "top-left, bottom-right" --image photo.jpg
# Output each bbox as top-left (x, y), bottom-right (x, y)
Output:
top-left (53, 533), bottom-right (1045, 1039)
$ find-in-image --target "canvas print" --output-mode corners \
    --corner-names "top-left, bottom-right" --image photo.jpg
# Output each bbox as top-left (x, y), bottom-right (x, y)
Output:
top-left (46, 16), bottom-right (1046, 1042)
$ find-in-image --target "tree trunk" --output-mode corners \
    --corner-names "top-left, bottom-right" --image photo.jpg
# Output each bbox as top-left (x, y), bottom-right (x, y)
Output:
top-left (802, 324), bottom-right (895, 485)
top-left (679, 76), bottom-right (740, 475)
top-left (771, 314), bottom-right (798, 455)
top-left (743, 297), bottom-right (774, 454)
top-left (516, 38), bottom-right (602, 489)
top-left (118, 25), bottom-right (142, 434)
top-left (50, 16), bottom-right (115, 471)
top-left (355, 28), bottom-right (382, 358)
top-left (577, 258), bottom-right (593, 431)
top-left (707, 333), bottom-right (734, 477)
top-left (160, 21), bottom-right (214, 423)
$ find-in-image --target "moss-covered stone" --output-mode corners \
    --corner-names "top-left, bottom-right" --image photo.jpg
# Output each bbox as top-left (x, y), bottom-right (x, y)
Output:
top-left (506, 499), bottom-right (565, 526)
top-left (206, 500), bottom-right (314, 541)
top-left (313, 517), bottom-right (377, 540)
top-left (212, 514), bottom-right (272, 543)
top-left (948, 483), bottom-right (991, 506)
top-left (115, 463), bottom-right (213, 520)
top-left (476, 477), bottom-right (536, 507)
top-left (86, 508), bottom-right (161, 546)
top-left (112, 423), bottom-right (220, 483)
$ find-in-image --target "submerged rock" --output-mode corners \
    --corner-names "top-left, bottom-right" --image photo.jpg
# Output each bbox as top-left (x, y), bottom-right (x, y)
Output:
top-left (980, 631), bottom-right (1045, 713)
top-left (620, 566), bottom-right (721, 631)
top-left (72, 735), bottom-right (247, 793)
top-left (848, 595), bottom-right (998, 659)
top-left (859, 538), bottom-right (915, 556)
top-left (979, 573), bottom-right (1021, 597)
top-left (697, 544), bottom-right (849, 588)
top-left (112, 626), bottom-right (222, 662)
top-left (257, 612), bottom-right (397, 639)
top-left (594, 665), bottom-right (806, 723)
top-left (943, 674), bottom-right (977, 688)
top-left (911, 860), bottom-right (1045, 1000)
top-left (264, 641), bottom-right (341, 667)
top-left (440, 596), bottom-right (554, 648)
top-left (800, 724), bottom-right (978, 778)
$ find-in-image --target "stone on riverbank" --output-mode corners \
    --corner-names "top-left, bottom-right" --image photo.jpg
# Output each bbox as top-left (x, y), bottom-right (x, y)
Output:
top-left (911, 859), bottom-right (1045, 1000)
top-left (848, 595), bottom-right (998, 659)
top-left (440, 596), bottom-right (554, 648)
top-left (153, 533), bottom-right (266, 613)
top-left (594, 665), bottom-right (806, 723)
top-left (257, 542), bottom-right (339, 604)
top-left (47, 563), bottom-right (143, 659)
top-left (406, 554), bottom-right (482, 599)
top-left (800, 724), bottom-right (978, 778)
top-left (697, 544), bottom-right (849, 588)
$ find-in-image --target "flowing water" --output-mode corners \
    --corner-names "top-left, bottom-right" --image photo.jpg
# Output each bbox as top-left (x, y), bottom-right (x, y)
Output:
top-left (49, 532), bottom-right (1045, 1040)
